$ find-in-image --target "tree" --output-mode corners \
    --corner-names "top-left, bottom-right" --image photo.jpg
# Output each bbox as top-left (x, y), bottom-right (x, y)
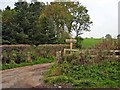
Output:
top-left (42, 2), bottom-right (73, 39)
top-left (72, 4), bottom-right (92, 37)
top-left (0, 9), bottom-right (2, 45)
top-left (105, 34), bottom-right (112, 39)
top-left (75, 36), bottom-right (83, 49)
top-left (14, 1), bottom-right (45, 44)
top-left (2, 1), bottom-right (45, 45)
top-left (117, 34), bottom-right (120, 49)
top-left (2, 1), bottom-right (92, 45)
top-left (5, 6), bottom-right (11, 10)
top-left (57, 31), bottom-right (71, 44)
top-left (42, 2), bottom-right (92, 45)
top-left (61, 2), bottom-right (92, 48)
top-left (37, 14), bottom-right (56, 44)
top-left (117, 34), bottom-right (120, 39)
top-left (2, 7), bottom-right (17, 44)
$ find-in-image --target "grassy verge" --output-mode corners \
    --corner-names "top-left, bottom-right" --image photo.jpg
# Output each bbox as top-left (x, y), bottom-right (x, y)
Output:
top-left (81, 38), bottom-right (102, 49)
top-left (1, 57), bottom-right (55, 70)
top-left (44, 60), bottom-right (119, 88)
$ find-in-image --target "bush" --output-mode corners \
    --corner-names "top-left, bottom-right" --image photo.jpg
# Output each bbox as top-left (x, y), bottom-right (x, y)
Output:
top-left (2, 44), bottom-right (69, 65)
top-left (75, 36), bottom-right (84, 49)
top-left (44, 75), bottom-right (74, 84)
top-left (62, 52), bottom-right (85, 65)
top-left (2, 57), bottom-right (55, 70)
top-left (44, 60), bottom-right (119, 88)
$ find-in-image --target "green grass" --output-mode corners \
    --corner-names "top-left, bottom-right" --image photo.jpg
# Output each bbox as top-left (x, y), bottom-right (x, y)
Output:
top-left (44, 60), bottom-right (119, 88)
top-left (1, 57), bottom-right (55, 70)
top-left (81, 38), bottom-right (102, 49)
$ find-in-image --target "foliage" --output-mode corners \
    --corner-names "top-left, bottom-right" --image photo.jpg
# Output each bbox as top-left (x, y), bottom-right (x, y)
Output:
top-left (43, 2), bottom-right (72, 37)
top-left (75, 36), bottom-right (84, 49)
top-left (62, 52), bottom-right (84, 65)
top-left (2, 44), bottom-right (69, 65)
top-left (44, 60), bottom-right (119, 88)
top-left (2, 1), bottom-right (92, 45)
top-left (44, 75), bottom-right (74, 85)
top-left (105, 34), bottom-right (112, 39)
top-left (94, 38), bottom-right (118, 50)
top-left (44, 43), bottom-right (119, 88)
top-left (2, 57), bottom-right (55, 70)
top-left (2, 8), bottom-right (17, 44)
top-left (38, 14), bottom-right (56, 44)
top-left (43, 2), bottom-right (92, 40)
top-left (2, 2), bottom-right (45, 45)
top-left (71, 2), bottom-right (93, 37)
top-left (56, 31), bottom-right (71, 44)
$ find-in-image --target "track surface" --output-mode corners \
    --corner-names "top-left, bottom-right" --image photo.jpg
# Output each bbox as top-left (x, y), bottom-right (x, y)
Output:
top-left (1, 63), bottom-right (53, 88)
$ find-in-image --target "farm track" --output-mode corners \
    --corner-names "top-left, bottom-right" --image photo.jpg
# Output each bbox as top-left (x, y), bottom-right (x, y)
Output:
top-left (1, 63), bottom-right (53, 88)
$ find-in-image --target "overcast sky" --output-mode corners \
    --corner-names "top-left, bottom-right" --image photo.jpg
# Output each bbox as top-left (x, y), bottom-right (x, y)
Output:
top-left (0, 0), bottom-right (119, 38)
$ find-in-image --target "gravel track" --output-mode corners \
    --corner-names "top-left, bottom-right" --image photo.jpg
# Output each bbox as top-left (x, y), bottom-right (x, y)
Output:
top-left (1, 63), bottom-right (53, 88)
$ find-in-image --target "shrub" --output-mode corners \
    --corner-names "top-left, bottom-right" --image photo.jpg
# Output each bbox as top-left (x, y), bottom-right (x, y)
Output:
top-left (45, 60), bottom-right (119, 88)
top-left (75, 36), bottom-right (84, 49)
top-left (2, 44), bottom-right (69, 65)
top-left (44, 75), bottom-right (74, 84)
top-left (2, 57), bottom-right (55, 70)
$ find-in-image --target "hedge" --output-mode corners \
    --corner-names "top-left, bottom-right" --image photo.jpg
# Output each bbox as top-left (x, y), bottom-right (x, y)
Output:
top-left (1, 44), bottom-right (75, 64)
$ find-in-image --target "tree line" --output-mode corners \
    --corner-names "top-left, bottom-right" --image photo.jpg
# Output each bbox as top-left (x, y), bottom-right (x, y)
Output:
top-left (2, 1), bottom-right (92, 46)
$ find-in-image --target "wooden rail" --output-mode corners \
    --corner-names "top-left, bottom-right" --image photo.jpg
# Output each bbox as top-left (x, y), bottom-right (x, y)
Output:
top-left (63, 49), bottom-right (79, 54)
top-left (63, 49), bottom-right (120, 58)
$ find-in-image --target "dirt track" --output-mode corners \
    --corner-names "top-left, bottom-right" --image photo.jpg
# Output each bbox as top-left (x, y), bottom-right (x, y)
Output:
top-left (1, 63), bottom-right (53, 88)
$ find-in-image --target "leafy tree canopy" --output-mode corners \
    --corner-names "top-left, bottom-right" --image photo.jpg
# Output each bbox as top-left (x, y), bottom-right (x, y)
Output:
top-left (2, 1), bottom-right (92, 45)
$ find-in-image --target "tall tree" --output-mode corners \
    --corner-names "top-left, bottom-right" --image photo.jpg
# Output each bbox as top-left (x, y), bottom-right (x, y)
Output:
top-left (2, 7), bottom-right (17, 44)
top-left (0, 9), bottom-right (2, 44)
top-left (105, 34), bottom-right (112, 39)
top-left (2, 1), bottom-right (92, 45)
top-left (37, 14), bottom-right (56, 44)
top-left (72, 2), bottom-right (92, 37)
top-left (43, 2), bottom-right (71, 38)
top-left (2, 1), bottom-right (45, 45)
top-left (43, 2), bottom-right (92, 37)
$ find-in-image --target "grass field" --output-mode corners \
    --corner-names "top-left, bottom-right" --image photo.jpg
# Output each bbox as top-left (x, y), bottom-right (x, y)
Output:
top-left (81, 38), bottom-right (102, 49)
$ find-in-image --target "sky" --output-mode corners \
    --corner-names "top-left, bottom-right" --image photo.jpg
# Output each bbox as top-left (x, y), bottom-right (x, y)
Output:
top-left (0, 0), bottom-right (119, 38)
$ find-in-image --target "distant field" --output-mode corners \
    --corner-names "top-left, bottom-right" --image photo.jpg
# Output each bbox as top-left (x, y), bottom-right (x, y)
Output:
top-left (81, 38), bottom-right (102, 49)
